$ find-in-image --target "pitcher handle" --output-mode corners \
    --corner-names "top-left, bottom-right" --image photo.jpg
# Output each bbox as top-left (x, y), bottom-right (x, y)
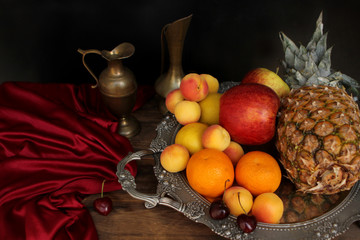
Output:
top-left (77, 48), bottom-right (102, 88)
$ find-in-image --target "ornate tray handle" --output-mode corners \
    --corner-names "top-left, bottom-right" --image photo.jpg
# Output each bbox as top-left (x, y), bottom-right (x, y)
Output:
top-left (116, 149), bottom-right (186, 212)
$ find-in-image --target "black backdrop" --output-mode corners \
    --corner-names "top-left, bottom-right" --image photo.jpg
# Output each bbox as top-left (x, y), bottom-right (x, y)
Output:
top-left (1, 0), bottom-right (359, 86)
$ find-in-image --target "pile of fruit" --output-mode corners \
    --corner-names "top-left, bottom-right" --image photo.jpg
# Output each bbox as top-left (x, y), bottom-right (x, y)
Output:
top-left (161, 71), bottom-right (286, 233)
top-left (160, 12), bottom-right (360, 234)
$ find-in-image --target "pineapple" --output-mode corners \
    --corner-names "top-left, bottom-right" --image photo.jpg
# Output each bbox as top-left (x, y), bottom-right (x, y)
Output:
top-left (276, 12), bottom-right (360, 194)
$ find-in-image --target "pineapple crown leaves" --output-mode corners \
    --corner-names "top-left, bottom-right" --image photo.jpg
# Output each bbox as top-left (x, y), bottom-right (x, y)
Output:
top-left (279, 12), bottom-right (360, 101)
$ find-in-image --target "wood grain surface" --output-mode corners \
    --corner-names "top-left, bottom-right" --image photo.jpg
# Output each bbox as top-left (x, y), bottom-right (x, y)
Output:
top-left (83, 96), bottom-right (360, 240)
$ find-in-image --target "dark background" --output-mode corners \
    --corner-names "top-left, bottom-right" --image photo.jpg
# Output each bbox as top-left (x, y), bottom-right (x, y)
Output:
top-left (1, 0), bottom-right (359, 86)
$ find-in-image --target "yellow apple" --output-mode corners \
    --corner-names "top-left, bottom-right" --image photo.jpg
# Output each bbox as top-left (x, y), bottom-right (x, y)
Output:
top-left (175, 122), bottom-right (208, 155)
top-left (199, 92), bottom-right (222, 125)
top-left (241, 68), bottom-right (290, 98)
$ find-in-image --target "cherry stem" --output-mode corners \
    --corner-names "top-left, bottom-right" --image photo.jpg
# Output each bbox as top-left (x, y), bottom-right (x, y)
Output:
top-left (237, 192), bottom-right (247, 215)
top-left (101, 179), bottom-right (106, 198)
top-left (275, 67), bottom-right (279, 75)
top-left (224, 179), bottom-right (230, 193)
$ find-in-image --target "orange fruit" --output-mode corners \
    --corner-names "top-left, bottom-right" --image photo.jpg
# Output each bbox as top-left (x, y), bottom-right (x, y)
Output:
top-left (186, 148), bottom-right (234, 199)
top-left (235, 151), bottom-right (281, 196)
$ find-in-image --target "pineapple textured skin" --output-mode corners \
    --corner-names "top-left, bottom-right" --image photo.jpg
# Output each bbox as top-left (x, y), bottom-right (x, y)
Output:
top-left (276, 85), bottom-right (360, 194)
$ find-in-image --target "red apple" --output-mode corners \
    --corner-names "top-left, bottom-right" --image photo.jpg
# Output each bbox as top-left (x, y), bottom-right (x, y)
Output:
top-left (219, 83), bottom-right (280, 145)
top-left (241, 68), bottom-right (290, 98)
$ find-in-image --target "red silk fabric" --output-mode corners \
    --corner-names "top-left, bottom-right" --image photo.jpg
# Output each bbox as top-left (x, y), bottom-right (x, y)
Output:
top-left (0, 82), bottom-right (153, 240)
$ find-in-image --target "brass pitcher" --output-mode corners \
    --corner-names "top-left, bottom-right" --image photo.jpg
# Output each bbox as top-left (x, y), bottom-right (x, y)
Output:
top-left (78, 42), bottom-right (140, 138)
top-left (155, 14), bottom-right (193, 98)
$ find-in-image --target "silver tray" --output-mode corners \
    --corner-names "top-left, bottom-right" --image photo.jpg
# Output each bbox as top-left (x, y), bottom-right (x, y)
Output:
top-left (116, 82), bottom-right (360, 240)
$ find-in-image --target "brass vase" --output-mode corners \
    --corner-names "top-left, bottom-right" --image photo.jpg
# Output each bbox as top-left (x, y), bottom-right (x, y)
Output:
top-left (155, 14), bottom-right (193, 100)
top-left (78, 42), bottom-right (140, 138)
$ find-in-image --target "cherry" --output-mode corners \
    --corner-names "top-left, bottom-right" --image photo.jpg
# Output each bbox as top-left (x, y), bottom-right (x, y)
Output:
top-left (93, 180), bottom-right (113, 216)
top-left (209, 199), bottom-right (230, 220)
top-left (236, 192), bottom-right (257, 233)
top-left (209, 179), bottom-right (230, 220)
top-left (237, 214), bottom-right (257, 233)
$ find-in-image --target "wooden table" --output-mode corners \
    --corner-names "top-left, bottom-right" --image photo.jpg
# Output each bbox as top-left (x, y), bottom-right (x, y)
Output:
top-left (83, 96), bottom-right (360, 240)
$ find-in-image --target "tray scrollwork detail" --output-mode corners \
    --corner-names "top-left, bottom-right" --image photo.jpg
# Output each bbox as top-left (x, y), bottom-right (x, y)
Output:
top-left (117, 82), bottom-right (360, 240)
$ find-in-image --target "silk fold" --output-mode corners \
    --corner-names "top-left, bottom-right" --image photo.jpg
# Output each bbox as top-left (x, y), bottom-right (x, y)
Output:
top-left (0, 82), bottom-right (153, 240)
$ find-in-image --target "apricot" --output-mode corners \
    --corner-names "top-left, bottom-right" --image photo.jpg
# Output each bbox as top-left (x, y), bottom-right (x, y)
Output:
top-left (202, 124), bottom-right (231, 151)
top-left (223, 141), bottom-right (244, 166)
top-left (174, 100), bottom-right (201, 125)
top-left (165, 88), bottom-right (184, 113)
top-left (251, 192), bottom-right (284, 224)
top-left (200, 74), bottom-right (219, 93)
top-left (160, 144), bottom-right (190, 173)
top-left (180, 73), bottom-right (209, 102)
top-left (223, 186), bottom-right (253, 216)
